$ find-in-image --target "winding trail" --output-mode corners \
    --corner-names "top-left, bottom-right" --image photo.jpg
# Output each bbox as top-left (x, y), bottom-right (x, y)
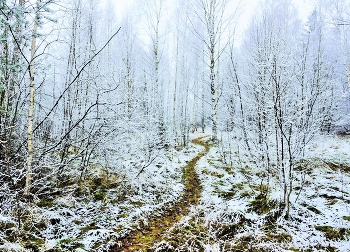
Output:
top-left (112, 136), bottom-right (210, 251)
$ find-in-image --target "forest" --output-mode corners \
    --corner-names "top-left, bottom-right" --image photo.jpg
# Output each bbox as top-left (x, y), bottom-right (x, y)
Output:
top-left (0, 0), bottom-right (350, 251)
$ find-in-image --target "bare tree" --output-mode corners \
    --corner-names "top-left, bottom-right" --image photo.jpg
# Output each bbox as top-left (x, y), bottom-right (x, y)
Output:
top-left (190, 0), bottom-right (234, 141)
top-left (235, 0), bottom-right (335, 218)
top-left (24, 0), bottom-right (40, 196)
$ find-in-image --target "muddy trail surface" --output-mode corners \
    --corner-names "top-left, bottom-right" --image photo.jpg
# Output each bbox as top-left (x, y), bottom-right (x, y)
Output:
top-left (111, 136), bottom-right (211, 251)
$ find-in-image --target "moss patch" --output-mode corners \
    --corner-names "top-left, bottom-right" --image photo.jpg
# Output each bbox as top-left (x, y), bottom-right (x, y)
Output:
top-left (0, 219), bottom-right (16, 230)
top-left (238, 165), bottom-right (253, 176)
top-left (22, 234), bottom-right (45, 250)
top-left (77, 170), bottom-right (121, 196)
top-left (215, 183), bottom-right (246, 200)
top-left (229, 233), bottom-right (291, 251)
top-left (202, 168), bottom-right (225, 178)
top-left (301, 204), bottom-right (322, 215)
top-left (80, 224), bottom-right (99, 232)
top-left (251, 183), bottom-right (269, 195)
top-left (157, 219), bottom-right (207, 250)
top-left (324, 161), bottom-right (350, 173)
top-left (248, 194), bottom-right (279, 215)
top-left (218, 190), bottom-right (236, 199)
top-left (294, 159), bottom-right (312, 174)
top-left (154, 213), bottom-right (253, 251)
top-left (240, 189), bottom-right (253, 198)
top-left (58, 238), bottom-right (85, 250)
top-left (37, 198), bottom-right (54, 208)
top-left (93, 190), bottom-right (106, 201)
top-left (214, 215), bottom-right (251, 239)
top-left (266, 231), bottom-right (292, 243)
top-left (288, 244), bottom-right (338, 252)
top-left (315, 225), bottom-right (350, 240)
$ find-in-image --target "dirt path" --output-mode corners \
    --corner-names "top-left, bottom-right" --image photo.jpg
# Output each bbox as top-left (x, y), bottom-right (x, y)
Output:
top-left (111, 136), bottom-right (210, 251)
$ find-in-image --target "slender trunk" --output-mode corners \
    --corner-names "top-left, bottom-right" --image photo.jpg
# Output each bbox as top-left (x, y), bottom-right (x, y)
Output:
top-left (300, 38), bottom-right (308, 157)
top-left (24, 6), bottom-right (39, 195)
top-left (173, 35), bottom-right (179, 143)
top-left (285, 125), bottom-right (293, 219)
top-left (184, 66), bottom-right (190, 146)
top-left (210, 49), bottom-right (218, 141)
top-left (201, 67), bottom-right (205, 133)
top-left (192, 79), bottom-right (198, 132)
top-left (1, 4), bottom-right (9, 168)
top-left (154, 20), bottom-right (160, 111)
top-left (234, 69), bottom-right (251, 153)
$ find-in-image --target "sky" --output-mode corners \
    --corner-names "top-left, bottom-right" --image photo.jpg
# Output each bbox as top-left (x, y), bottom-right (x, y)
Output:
top-left (113, 0), bottom-right (135, 19)
top-left (234, 0), bottom-right (316, 43)
top-left (111, 0), bottom-right (316, 46)
top-left (113, 0), bottom-right (316, 21)
top-left (295, 0), bottom-right (317, 21)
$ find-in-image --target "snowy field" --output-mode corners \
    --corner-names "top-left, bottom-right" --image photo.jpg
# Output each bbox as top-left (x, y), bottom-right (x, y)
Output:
top-left (0, 139), bottom-right (203, 251)
top-left (0, 132), bottom-right (349, 251)
top-left (154, 133), bottom-right (350, 251)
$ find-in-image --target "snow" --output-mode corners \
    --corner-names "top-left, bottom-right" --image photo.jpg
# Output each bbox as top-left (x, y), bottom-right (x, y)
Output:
top-left (0, 243), bottom-right (25, 251)
top-left (305, 135), bottom-right (350, 163)
top-left (35, 136), bottom-right (203, 250)
top-left (151, 132), bottom-right (350, 250)
top-left (1, 132), bottom-right (350, 250)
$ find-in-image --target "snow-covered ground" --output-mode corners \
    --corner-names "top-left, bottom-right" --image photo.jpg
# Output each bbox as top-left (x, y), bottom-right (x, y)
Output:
top-left (1, 132), bottom-right (349, 251)
top-left (305, 135), bottom-right (350, 163)
top-left (155, 133), bottom-right (350, 251)
top-left (0, 137), bottom-right (203, 251)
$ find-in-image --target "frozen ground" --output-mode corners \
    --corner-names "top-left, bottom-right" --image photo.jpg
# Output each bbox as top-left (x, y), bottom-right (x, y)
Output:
top-left (0, 136), bottom-right (203, 251)
top-left (154, 133), bottom-right (350, 251)
top-left (0, 132), bottom-right (349, 251)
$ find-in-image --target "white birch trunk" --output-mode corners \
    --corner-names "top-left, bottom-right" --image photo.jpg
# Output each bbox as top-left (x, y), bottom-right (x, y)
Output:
top-left (24, 4), bottom-right (39, 195)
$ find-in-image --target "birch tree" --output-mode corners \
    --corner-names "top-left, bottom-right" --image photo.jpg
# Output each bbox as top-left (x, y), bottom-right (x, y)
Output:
top-left (24, 0), bottom-right (40, 195)
top-left (0, 0), bottom-right (23, 171)
top-left (141, 0), bottom-right (168, 149)
top-left (190, 0), bottom-right (233, 141)
top-left (238, 0), bottom-right (335, 218)
top-left (321, 0), bottom-right (350, 130)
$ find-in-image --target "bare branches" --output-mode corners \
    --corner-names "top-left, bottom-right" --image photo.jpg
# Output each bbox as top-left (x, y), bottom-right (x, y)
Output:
top-left (10, 27), bottom-right (122, 160)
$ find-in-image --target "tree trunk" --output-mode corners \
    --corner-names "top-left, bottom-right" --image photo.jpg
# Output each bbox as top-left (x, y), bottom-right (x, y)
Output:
top-left (24, 3), bottom-right (39, 195)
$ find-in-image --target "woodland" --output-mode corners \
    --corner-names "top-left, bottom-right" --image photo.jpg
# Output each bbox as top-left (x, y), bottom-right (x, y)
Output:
top-left (0, 0), bottom-right (350, 251)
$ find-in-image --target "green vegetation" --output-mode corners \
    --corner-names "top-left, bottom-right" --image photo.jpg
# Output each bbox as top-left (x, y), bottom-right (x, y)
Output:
top-left (0, 220), bottom-right (16, 230)
top-left (227, 231), bottom-right (291, 251)
top-left (248, 194), bottom-right (279, 215)
top-left (294, 159), bottom-right (312, 174)
top-left (306, 205), bottom-right (322, 215)
top-left (324, 161), bottom-right (350, 173)
top-left (214, 183), bottom-right (247, 200)
top-left (240, 189), bottom-right (253, 198)
top-left (218, 190), bottom-right (236, 199)
top-left (58, 238), bottom-right (85, 250)
top-left (315, 225), bottom-right (350, 240)
top-left (266, 231), bottom-right (292, 243)
top-left (93, 190), bottom-right (106, 201)
top-left (37, 198), bottom-right (54, 208)
top-left (238, 165), bottom-right (253, 176)
top-left (288, 244), bottom-right (338, 252)
top-left (19, 233), bottom-right (46, 251)
top-left (80, 224), bottom-right (100, 232)
top-left (300, 203), bottom-right (323, 215)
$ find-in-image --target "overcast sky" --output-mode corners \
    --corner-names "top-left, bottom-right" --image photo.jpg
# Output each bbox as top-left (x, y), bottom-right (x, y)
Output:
top-left (111, 0), bottom-right (316, 46)
top-left (113, 0), bottom-right (316, 20)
